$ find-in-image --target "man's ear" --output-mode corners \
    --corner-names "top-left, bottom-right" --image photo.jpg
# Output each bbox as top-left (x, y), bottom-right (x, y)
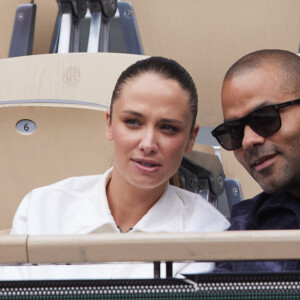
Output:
top-left (105, 110), bottom-right (113, 140)
top-left (185, 124), bottom-right (200, 153)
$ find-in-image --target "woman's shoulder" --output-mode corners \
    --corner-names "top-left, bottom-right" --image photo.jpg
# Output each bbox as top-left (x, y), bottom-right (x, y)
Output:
top-left (33, 174), bottom-right (103, 194)
top-left (18, 169), bottom-right (112, 213)
top-left (29, 168), bottom-right (112, 197)
top-left (168, 185), bottom-right (230, 231)
top-left (11, 169), bottom-right (113, 235)
top-left (168, 185), bottom-right (208, 205)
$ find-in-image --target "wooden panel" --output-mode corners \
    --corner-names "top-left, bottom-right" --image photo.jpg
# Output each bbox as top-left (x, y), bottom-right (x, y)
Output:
top-left (0, 52), bottom-right (146, 105)
top-left (0, 106), bottom-right (114, 230)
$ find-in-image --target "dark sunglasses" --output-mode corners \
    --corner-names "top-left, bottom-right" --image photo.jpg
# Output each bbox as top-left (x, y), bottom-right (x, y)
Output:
top-left (211, 98), bottom-right (300, 151)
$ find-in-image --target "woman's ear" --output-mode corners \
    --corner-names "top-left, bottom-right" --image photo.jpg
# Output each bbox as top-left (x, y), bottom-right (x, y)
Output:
top-left (105, 110), bottom-right (113, 140)
top-left (185, 124), bottom-right (200, 153)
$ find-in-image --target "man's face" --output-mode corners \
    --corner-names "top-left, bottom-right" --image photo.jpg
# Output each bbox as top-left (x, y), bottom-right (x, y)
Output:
top-left (221, 66), bottom-right (300, 197)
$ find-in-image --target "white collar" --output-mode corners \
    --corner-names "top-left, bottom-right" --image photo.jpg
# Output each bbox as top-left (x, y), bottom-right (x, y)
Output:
top-left (77, 169), bottom-right (185, 234)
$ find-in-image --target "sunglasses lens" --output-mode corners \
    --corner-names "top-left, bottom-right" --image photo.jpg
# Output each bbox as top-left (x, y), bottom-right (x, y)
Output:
top-left (212, 121), bottom-right (244, 150)
top-left (249, 106), bottom-right (281, 136)
top-left (212, 106), bottom-right (282, 150)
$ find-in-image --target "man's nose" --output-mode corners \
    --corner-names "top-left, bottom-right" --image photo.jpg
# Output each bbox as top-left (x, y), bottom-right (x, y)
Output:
top-left (242, 125), bottom-right (265, 150)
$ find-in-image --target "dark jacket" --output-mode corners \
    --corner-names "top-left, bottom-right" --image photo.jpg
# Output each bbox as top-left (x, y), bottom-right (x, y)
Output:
top-left (214, 191), bottom-right (300, 272)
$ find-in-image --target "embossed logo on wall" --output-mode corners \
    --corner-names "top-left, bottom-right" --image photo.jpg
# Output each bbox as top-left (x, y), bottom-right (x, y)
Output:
top-left (63, 66), bottom-right (80, 86)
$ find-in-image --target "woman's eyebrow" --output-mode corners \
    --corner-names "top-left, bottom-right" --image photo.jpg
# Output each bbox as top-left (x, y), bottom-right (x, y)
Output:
top-left (121, 110), bottom-right (143, 117)
top-left (160, 118), bottom-right (183, 125)
top-left (121, 111), bottom-right (183, 124)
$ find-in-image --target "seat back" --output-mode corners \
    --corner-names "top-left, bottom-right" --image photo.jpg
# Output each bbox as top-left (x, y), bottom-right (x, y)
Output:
top-left (0, 105), bottom-right (113, 229)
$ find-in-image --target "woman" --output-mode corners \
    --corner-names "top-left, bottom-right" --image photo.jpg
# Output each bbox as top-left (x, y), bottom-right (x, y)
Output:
top-left (8, 56), bottom-right (229, 279)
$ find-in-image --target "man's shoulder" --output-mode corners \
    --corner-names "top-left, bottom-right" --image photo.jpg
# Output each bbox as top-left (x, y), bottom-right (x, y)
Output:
top-left (232, 191), bottom-right (269, 209)
top-left (230, 192), bottom-right (268, 230)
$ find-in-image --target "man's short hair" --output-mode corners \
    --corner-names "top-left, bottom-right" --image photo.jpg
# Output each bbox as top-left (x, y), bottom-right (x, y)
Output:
top-left (224, 49), bottom-right (300, 97)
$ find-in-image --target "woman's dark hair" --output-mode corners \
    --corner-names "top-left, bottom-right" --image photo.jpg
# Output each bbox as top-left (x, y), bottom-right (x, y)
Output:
top-left (110, 56), bottom-right (198, 132)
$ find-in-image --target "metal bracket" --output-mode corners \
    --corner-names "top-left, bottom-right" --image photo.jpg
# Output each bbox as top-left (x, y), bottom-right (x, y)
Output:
top-left (57, 0), bottom-right (88, 21)
top-left (179, 150), bottom-right (231, 219)
top-left (87, 0), bottom-right (117, 52)
top-left (88, 0), bottom-right (117, 18)
top-left (56, 0), bottom-right (88, 53)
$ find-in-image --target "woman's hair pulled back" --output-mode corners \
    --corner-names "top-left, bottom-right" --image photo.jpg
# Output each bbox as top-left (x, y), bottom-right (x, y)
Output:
top-left (110, 56), bottom-right (198, 132)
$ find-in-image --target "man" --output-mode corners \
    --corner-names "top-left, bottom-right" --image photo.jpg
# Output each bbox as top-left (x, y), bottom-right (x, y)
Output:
top-left (211, 49), bottom-right (300, 272)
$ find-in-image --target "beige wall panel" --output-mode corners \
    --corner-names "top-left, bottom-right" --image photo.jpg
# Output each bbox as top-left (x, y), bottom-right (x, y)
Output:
top-left (32, 0), bottom-right (58, 55)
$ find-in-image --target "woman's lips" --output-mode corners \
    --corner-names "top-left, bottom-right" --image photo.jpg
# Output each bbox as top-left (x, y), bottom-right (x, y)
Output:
top-left (131, 159), bottom-right (162, 173)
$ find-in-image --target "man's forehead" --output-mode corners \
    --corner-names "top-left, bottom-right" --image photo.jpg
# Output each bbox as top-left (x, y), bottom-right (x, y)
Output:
top-left (221, 67), bottom-right (284, 120)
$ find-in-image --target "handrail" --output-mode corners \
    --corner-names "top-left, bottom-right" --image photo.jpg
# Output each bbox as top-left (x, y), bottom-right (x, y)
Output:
top-left (1, 230), bottom-right (300, 265)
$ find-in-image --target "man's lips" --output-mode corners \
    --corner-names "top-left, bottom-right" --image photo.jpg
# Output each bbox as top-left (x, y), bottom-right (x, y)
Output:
top-left (250, 153), bottom-right (277, 170)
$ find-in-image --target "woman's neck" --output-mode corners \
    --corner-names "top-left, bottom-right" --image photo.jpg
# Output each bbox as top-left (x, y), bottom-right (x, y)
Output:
top-left (106, 168), bottom-right (167, 233)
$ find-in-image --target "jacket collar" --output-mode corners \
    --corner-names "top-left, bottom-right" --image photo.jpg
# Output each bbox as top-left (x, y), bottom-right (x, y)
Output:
top-left (132, 183), bottom-right (184, 233)
top-left (76, 170), bottom-right (185, 234)
top-left (254, 191), bottom-right (300, 229)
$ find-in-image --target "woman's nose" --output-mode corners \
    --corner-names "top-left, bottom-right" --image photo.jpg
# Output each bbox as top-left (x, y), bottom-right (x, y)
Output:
top-left (139, 128), bottom-right (158, 154)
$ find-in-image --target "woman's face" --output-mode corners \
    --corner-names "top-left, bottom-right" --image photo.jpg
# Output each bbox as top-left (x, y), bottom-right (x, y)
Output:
top-left (106, 72), bottom-right (199, 191)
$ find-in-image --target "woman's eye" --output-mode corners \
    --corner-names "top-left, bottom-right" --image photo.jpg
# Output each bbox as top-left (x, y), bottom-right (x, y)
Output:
top-left (161, 125), bottom-right (178, 134)
top-left (124, 119), bottom-right (139, 127)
